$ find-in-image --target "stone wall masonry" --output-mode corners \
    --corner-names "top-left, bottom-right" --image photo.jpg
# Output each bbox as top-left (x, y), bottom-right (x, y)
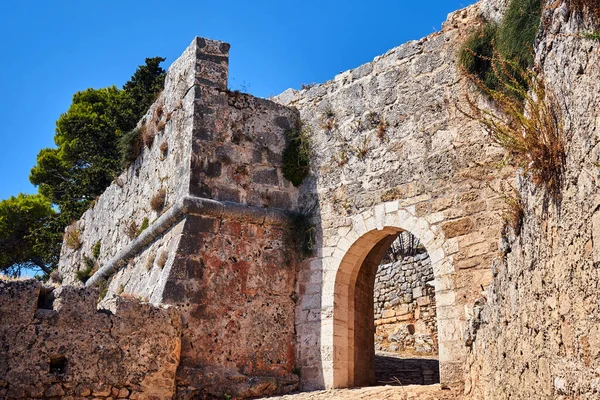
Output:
top-left (464, 1), bottom-right (600, 398)
top-left (276, 1), bottom-right (513, 389)
top-left (0, 279), bottom-right (181, 399)
top-left (374, 254), bottom-right (438, 356)
top-left (58, 37), bottom-right (216, 286)
top-left (54, 35), bottom-right (305, 399)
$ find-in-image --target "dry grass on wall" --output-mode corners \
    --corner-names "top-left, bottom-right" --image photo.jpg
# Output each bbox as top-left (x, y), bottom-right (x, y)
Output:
top-left (459, 52), bottom-right (566, 200)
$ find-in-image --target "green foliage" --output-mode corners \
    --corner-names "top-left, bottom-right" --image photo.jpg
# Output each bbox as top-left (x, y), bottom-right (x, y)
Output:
top-left (0, 194), bottom-right (58, 277)
top-left (582, 30), bottom-right (600, 41)
top-left (291, 211), bottom-right (316, 257)
top-left (75, 264), bottom-right (94, 284)
top-left (118, 128), bottom-right (143, 167)
top-left (459, 0), bottom-right (542, 93)
top-left (459, 23), bottom-right (500, 90)
top-left (122, 57), bottom-right (166, 120)
top-left (137, 217), bottom-right (150, 236)
top-left (92, 240), bottom-right (102, 259)
top-left (282, 124), bottom-right (312, 187)
top-left (16, 58), bottom-right (166, 279)
top-left (497, 0), bottom-right (543, 70)
top-left (460, 52), bottom-right (565, 199)
top-left (97, 278), bottom-right (109, 301)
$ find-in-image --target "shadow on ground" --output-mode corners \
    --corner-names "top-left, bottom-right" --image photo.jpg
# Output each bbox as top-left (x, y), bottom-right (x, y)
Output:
top-left (374, 354), bottom-right (440, 386)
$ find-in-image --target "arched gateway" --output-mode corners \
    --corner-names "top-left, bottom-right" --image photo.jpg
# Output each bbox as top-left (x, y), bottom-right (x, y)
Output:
top-left (296, 202), bottom-right (466, 389)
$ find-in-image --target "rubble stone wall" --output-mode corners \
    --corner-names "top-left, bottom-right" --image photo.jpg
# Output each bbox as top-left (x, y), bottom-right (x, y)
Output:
top-left (374, 254), bottom-right (438, 356)
top-left (0, 280), bottom-right (181, 399)
top-left (465, 0), bottom-right (600, 398)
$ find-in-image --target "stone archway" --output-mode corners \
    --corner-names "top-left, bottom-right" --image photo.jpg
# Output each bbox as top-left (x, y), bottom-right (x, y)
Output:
top-left (319, 202), bottom-right (462, 388)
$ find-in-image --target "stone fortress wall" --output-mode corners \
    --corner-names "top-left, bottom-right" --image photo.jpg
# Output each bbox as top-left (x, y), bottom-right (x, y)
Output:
top-left (374, 253), bottom-right (438, 356)
top-left (276, 0), bottom-right (513, 389)
top-left (5, 0), bottom-right (599, 397)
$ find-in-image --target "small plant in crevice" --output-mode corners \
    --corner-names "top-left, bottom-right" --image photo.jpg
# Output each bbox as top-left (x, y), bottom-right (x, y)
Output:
top-left (333, 149), bottom-right (349, 167)
top-left (156, 120), bottom-right (166, 132)
top-left (282, 123), bottom-right (312, 187)
top-left (366, 111), bottom-right (380, 128)
top-left (581, 30), bottom-right (600, 41)
top-left (157, 251), bottom-right (168, 268)
top-left (159, 141), bottom-right (169, 160)
top-left (117, 284), bottom-right (125, 295)
top-left (321, 117), bottom-right (336, 133)
top-left (377, 119), bottom-right (388, 142)
top-left (503, 189), bottom-right (524, 237)
top-left (92, 240), bottom-right (102, 259)
top-left (324, 106), bottom-right (335, 119)
top-left (141, 124), bottom-right (155, 149)
top-left (300, 83), bottom-right (316, 90)
top-left (118, 128), bottom-right (143, 168)
top-left (137, 217), bottom-right (150, 236)
top-left (97, 278), bottom-right (109, 301)
top-left (75, 259), bottom-right (96, 284)
top-left (64, 223), bottom-right (82, 250)
top-left (150, 189), bottom-right (167, 212)
top-left (460, 53), bottom-right (566, 200)
top-left (291, 211), bottom-right (316, 257)
top-left (125, 220), bottom-right (139, 240)
top-left (146, 252), bottom-right (156, 271)
top-left (353, 135), bottom-right (370, 159)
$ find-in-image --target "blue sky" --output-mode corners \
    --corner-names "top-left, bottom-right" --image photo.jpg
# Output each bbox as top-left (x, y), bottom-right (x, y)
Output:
top-left (0, 0), bottom-right (475, 201)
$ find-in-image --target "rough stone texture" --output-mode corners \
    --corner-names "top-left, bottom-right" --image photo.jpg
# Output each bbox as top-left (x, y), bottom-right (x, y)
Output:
top-left (166, 215), bottom-right (300, 399)
top-left (55, 37), bottom-right (302, 399)
top-left (0, 279), bottom-right (181, 399)
top-left (374, 254), bottom-right (438, 356)
top-left (275, 1), bottom-right (511, 389)
top-left (464, 1), bottom-right (600, 398)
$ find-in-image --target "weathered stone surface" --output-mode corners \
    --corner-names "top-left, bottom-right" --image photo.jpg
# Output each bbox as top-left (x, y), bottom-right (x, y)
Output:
top-left (0, 280), bottom-right (181, 399)
top-left (464, 1), bottom-right (600, 398)
top-left (275, 0), bottom-right (506, 389)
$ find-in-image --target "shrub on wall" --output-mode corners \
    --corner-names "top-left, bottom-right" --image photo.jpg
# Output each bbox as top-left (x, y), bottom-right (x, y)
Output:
top-left (459, 0), bottom-right (542, 93)
top-left (282, 124), bottom-right (312, 187)
top-left (461, 54), bottom-right (565, 199)
top-left (118, 128), bottom-right (143, 167)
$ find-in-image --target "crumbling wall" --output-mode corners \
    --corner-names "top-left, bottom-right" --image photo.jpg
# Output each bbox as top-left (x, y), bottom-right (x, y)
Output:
top-left (0, 280), bottom-right (181, 399)
top-left (374, 254), bottom-right (438, 355)
top-left (465, 1), bottom-right (600, 398)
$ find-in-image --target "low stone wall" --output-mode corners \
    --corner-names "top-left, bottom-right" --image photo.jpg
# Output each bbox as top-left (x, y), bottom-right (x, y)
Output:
top-left (374, 254), bottom-right (438, 356)
top-left (0, 280), bottom-right (181, 399)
